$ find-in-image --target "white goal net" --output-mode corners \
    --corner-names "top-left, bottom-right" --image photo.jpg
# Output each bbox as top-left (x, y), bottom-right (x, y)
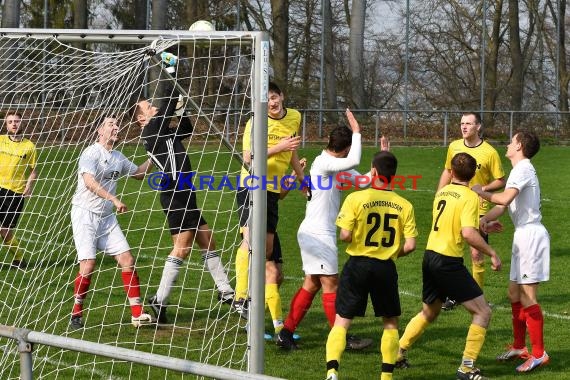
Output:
top-left (0, 29), bottom-right (267, 379)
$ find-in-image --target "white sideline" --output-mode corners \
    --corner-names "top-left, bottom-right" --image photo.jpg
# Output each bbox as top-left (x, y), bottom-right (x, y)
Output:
top-left (18, 238), bottom-right (570, 321)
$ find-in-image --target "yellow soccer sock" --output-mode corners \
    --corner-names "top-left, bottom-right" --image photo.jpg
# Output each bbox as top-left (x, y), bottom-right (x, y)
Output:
top-left (380, 328), bottom-right (399, 380)
top-left (234, 247), bottom-right (249, 300)
top-left (461, 323), bottom-right (487, 370)
top-left (265, 283), bottom-right (283, 333)
top-left (326, 325), bottom-right (347, 366)
top-left (7, 237), bottom-right (23, 261)
top-left (472, 262), bottom-right (485, 288)
top-left (399, 312), bottom-right (430, 350)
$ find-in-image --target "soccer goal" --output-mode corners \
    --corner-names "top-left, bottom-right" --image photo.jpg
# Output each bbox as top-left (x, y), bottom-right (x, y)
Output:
top-left (0, 28), bottom-right (270, 379)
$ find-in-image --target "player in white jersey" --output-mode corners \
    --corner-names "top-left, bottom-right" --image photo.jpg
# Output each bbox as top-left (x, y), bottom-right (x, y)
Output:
top-left (69, 116), bottom-right (154, 329)
top-left (277, 109), bottom-right (388, 350)
top-left (473, 131), bottom-right (550, 373)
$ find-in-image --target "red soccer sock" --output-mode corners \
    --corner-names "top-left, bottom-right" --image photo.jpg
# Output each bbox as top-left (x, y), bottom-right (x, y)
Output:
top-left (322, 292), bottom-right (337, 327)
top-left (73, 273), bottom-right (91, 317)
top-left (122, 271), bottom-right (143, 317)
top-left (524, 304), bottom-right (545, 358)
top-left (283, 287), bottom-right (315, 332)
top-left (511, 302), bottom-right (526, 348)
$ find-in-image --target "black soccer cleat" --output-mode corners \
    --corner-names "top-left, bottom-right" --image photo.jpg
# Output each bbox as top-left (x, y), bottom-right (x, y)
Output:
top-left (148, 295), bottom-right (168, 324)
top-left (276, 328), bottom-right (298, 350)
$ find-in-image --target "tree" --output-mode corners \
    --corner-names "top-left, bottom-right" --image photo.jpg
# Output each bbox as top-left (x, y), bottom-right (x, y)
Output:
top-left (270, 0), bottom-right (289, 88)
top-left (348, 0), bottom-right (366, 108)
top-left (508, 0), bottom-right (524, 114)
top-left (1, 0), bottom-right (21, 27)
top-left (151, 0), bottom-right (167, 30)
top-left (323, 0), bottom-right (338, 112)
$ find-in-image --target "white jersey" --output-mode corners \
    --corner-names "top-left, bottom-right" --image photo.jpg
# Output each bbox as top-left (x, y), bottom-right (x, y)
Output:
top-left (71, 143), bottom-right (138, 216)
top-left (298, 133), bottom-right (364, 235)
top-left (505, 159), bottom-right (542, 228)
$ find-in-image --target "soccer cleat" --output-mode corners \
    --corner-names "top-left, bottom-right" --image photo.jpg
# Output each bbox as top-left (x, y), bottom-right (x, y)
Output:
top-left (395, 349), bottom-right (410, 369)
top-left (346, 334), bottom-right (373, 350)
top-left (69, 315), bottom-right (84, 330)
top-left (515, 351), bottom-right (549, 372)
top-left (456, 367), bottom-right (489, 380)
top-left (276, 328), bottom-right (298, 350)
top-left (232, 298), bottom-right (248, 320)
top-left (131, 312), bottom-right (156, 327)
top-left (11, 259), bottom-right (27, 270)
top-left (325, 370), bottom-right (338, 380)
top-left (217, 290), bottom-right (235, 306)
top-left (496, 345), bottom-right (529, 361)
top-left (148, 295), bottom-right (168, 324)
top-left (442, 297), bottom-right (457, 311)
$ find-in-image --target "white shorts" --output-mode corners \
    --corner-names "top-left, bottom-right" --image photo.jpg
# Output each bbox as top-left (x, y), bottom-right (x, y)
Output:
top-left (297, 228), bottom-right (338, 275)
top-left (510, 223), bottom-right (550, 284)
top-left (71, 206), bottom-right (130, 262)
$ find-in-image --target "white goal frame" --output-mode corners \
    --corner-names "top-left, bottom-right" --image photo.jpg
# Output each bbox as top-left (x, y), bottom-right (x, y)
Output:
top-left (0, 28), bottom-right (270, 377)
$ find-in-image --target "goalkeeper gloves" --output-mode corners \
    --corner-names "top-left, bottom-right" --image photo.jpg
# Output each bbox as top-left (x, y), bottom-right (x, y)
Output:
top-left (175, 95), bottom-right (188, 117)
top-left (160, 52), bottom-right (177, 73)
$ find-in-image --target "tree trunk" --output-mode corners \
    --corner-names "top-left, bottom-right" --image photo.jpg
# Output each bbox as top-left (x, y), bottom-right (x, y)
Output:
top-left (485, 0), bottom-right (504, 128)
top-left (1, 0), bottom-right (21, 27)
top-left (508, 0), bottom-right (524, 117)
top-left (151, 0), bottom-right (167, 30)
top-left (134, 1), bottom-right (148, 29)
top-left (270, 0), bottom-right (289, 88)
top-left (323, 0), bottom-right (338, 117)
top-left (348, 0), bottom-right (366, 108)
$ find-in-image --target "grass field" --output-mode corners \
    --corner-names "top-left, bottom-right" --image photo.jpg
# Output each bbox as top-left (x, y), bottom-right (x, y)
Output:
top-left (1, 142), bottom-right (569, 380)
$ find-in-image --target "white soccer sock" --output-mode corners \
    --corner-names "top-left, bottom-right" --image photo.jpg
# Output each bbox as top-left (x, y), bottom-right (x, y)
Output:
top-left (202, 250), bottom-right (233, 294)
top-left (156, 256), bottom-right (183, 304)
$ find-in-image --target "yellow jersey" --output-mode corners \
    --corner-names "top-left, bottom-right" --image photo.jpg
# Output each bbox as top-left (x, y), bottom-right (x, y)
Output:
top-left (336, 188), bottom-right (418, 261)
top-left (426, 183), bottom-right (479, 258)
top-left (0, 135), bottom-right (37, 194)
top-left (240, 108), bottom-right (301, 193)
top-left (444, 139), bottom-right (505, 213)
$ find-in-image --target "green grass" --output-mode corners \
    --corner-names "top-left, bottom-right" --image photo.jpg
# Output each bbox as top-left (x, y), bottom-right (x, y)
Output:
top-left (1, 143), bottom-right (569, 379)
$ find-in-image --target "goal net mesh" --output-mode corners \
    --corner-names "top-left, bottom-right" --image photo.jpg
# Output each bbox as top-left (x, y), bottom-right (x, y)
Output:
top-left (0, 32), bottom-right (255, 379)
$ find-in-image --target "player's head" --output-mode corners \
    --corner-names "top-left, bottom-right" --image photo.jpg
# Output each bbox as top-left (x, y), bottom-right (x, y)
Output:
top-left (460, 112), bottom-right (481, 140)
top-left (268, 81), bottom-right (285, 119)
top-left (132, 98), bottom-right (158, 128)
top-left (327, 126), bottom-right (353, 156)
top-left (97, 115), bottom-right (119, 145)
top-left (371, 151), bottom-right (398, 180)
top-left (4, 110), bottom-right (23, 135)
top-left (508, 131), bottom-right (540, 159)
top-left (450, 152), bottom-right (477, 182)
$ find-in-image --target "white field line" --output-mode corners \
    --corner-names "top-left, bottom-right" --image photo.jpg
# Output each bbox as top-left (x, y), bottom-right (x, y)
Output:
top-left (20, 238), bottom-right (570, 321)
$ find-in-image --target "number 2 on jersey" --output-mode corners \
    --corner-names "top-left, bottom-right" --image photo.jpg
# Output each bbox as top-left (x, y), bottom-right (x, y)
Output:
top-left (365, 212), bottom-right (397, 247)
top-left (433, 199), bottom-right (446, 231)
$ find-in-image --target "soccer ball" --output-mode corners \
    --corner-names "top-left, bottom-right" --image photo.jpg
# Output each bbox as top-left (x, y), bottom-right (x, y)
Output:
top-left (189, 20), bottom-right (215, 32)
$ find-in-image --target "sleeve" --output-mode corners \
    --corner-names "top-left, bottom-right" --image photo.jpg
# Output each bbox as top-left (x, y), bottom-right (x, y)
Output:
top-left (505, 165), bottom-right (529, 191)
top-left (243, 120), bottom-right (252, 152)
top-left (336, 194), bottom-right (357, 232)
top-left (402, 202), bottom-right (419, 238)
top-left (176, 114), bottom-right (194, 139)
top-left (444, 145), bottom-right (454, 170)
top-left (27, 143), bottom-right (37, 169)
top-left (489, 149), bottom-right (505, 179)
top-left (119, 153), bottom-right (138, 177)
top-left (143, 84), bottom-right (179, 138)
top-left (460, 192), bottom-right (480, 229)
top-left (318, 133), bottom-right (362, 173)
top-left (77, 149), bottom-right (97, 176)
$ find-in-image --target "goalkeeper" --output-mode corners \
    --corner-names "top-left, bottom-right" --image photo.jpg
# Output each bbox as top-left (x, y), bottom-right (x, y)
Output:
top-left (132, 55), bottom-right (234, 324)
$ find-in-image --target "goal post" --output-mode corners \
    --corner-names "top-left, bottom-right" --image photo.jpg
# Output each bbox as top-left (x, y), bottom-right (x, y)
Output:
top-left (0, 28), bottom-right (269, 379)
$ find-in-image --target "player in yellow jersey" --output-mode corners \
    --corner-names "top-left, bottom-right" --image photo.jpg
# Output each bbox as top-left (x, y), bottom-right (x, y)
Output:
top-left (438, 112), bottom-right (505, 310)
top-left (397, 152), bottom-right (502, 380)
top-left (325, 151), bottom-right (417, 380)
top-left (0, 111), bottom-right (37, 269)
top-left (234, 82), bottom-right (305, 337)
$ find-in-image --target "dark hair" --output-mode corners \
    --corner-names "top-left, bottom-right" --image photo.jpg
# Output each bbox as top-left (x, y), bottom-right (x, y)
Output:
top-left (94, 114), bottom-right (117, 129)
top-left (372, 151), bottom-right (397, 179)
top-left (268, 81), bottom-right (282, 95)
top-left (515, 131), bottom-right (540, 159)
top-left (326, 126), bottom-right (352, 153)
top-left (462, 112), bottom-right (481, 125)
top-left (451, 152), bottom-right (477, 182)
